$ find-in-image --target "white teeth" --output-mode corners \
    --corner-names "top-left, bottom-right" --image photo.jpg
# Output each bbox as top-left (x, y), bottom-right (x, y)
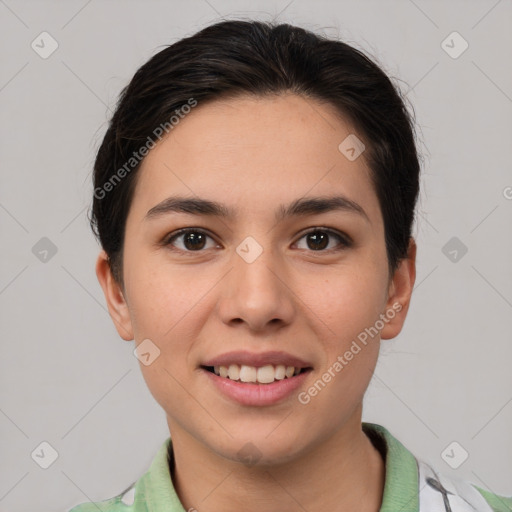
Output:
top-left (275, 365), bottom-right (286, 380)
top-left (211, 364), bottom-right (305, 383)
top-left (239, 365), bottom-right (257, 383)
top-left (257, 365), bottom-right (275, 384)
top-left (227, 364), bottom-right (240, 380)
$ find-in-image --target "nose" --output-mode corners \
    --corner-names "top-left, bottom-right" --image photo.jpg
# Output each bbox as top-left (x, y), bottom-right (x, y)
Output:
top-left (216, 242), bottom-right (296, 333)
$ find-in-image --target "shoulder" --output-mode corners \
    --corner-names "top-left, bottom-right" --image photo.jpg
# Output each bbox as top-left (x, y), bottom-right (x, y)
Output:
top-left (68, 483), bottom-right (138, 512)
top-left (363, 422), bottom-right (511, 512)
top-left (67, 437), bottom-right (175, 512)
top-left (474, 485), bottom-right (512, 512)
top-left (417, 457), bottom-right (512, 512)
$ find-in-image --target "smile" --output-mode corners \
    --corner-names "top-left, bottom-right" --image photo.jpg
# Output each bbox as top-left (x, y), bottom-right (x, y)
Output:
top-left (200, 364), bottom-right (313, 406)
top-left (203, 364), bottom-right (310, 384)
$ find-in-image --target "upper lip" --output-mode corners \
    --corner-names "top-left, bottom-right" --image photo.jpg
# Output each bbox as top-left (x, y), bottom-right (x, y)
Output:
top-left (201, 350), bottom-right (312, 369)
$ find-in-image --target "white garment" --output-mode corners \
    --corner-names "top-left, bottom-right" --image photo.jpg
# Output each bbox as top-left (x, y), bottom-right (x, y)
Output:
top-left (418, 460), bottom-right (494, 512)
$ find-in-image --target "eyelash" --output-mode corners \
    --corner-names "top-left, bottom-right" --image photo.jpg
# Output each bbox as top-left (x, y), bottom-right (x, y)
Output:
top-left (162, 227), bottom-right (352, 254)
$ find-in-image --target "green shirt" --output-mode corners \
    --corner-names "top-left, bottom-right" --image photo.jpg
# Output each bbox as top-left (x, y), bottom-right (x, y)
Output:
top-left (69, 422), bottom-right (511, 512)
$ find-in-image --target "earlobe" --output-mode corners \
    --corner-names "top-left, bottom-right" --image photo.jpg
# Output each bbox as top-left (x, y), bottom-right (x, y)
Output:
top-left (95, 250), bottom-right (134, 341)
top-left (380, 238), bottom-right (417, 340)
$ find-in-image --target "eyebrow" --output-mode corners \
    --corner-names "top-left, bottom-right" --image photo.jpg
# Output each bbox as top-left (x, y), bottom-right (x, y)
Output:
top-left (144, 195), bottom-right (370, 223)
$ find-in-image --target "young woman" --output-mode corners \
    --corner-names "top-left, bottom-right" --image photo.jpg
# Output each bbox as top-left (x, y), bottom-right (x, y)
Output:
top-left (72, 19), bottom-right (511, 512)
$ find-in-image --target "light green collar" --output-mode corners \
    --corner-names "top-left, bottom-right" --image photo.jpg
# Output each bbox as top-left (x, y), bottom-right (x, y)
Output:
top-left (363, 422), bottom-right (420, 512)
top-left (134, 422), bottom-right (420, 512)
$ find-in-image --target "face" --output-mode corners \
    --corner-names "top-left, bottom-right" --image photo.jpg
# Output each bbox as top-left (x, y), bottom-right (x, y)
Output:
top-left (97, 93), bottom-right (415, 465)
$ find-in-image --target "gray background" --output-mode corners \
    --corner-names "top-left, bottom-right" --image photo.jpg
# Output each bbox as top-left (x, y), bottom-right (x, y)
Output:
top-left (1, 0), bottom-right (511, 510)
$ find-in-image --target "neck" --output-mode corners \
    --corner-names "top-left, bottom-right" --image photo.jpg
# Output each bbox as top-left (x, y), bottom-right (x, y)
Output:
top-left (168, 412), bottom-right (385, 512)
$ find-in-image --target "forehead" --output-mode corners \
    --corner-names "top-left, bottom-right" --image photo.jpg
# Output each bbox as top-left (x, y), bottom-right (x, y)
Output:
top-left (128, 93), bottom-right (380, 224)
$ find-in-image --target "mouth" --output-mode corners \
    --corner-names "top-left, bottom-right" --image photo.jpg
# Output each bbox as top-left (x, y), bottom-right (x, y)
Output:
top-left (199, 350), bottom-right (314, 405)
top-left (201, 364), bottom-right (312, 384)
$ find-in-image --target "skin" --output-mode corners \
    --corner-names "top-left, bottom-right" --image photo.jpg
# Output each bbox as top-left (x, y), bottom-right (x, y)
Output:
top-left (96, 93), bottom-right (416, 512)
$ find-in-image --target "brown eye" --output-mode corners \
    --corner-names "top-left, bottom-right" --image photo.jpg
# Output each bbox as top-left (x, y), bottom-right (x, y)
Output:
top-left (295, 229), bottom-right (351, 252)
top-left (164, 229), bottom-right (217, 252)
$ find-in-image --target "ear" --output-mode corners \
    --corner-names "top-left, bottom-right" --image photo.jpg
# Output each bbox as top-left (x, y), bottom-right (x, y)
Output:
top-left (95, 250), bottom-right (134, 341)
top-left (380, 237), bottom-right (417, 340)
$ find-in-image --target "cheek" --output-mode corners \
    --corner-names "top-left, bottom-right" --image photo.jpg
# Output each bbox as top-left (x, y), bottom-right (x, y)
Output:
top-left (298, 261), bottom-right (387, 343)
top-left (124, 247), bottom-right (195, 337)
top-left (298, 270), bottom-right (384, 418)
top-left (126, 264), bottom-right (204, 409)
top-left (124, 254), bottom-right (219, 377)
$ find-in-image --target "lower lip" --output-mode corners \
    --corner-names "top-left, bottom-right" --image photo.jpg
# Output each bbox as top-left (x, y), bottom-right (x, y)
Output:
top-left (201, 368), bottom-right (312, 406)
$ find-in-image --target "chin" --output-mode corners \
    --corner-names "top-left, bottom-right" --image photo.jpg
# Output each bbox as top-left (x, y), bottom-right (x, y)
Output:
top-left (209, 425), bottom-right (310, 467)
